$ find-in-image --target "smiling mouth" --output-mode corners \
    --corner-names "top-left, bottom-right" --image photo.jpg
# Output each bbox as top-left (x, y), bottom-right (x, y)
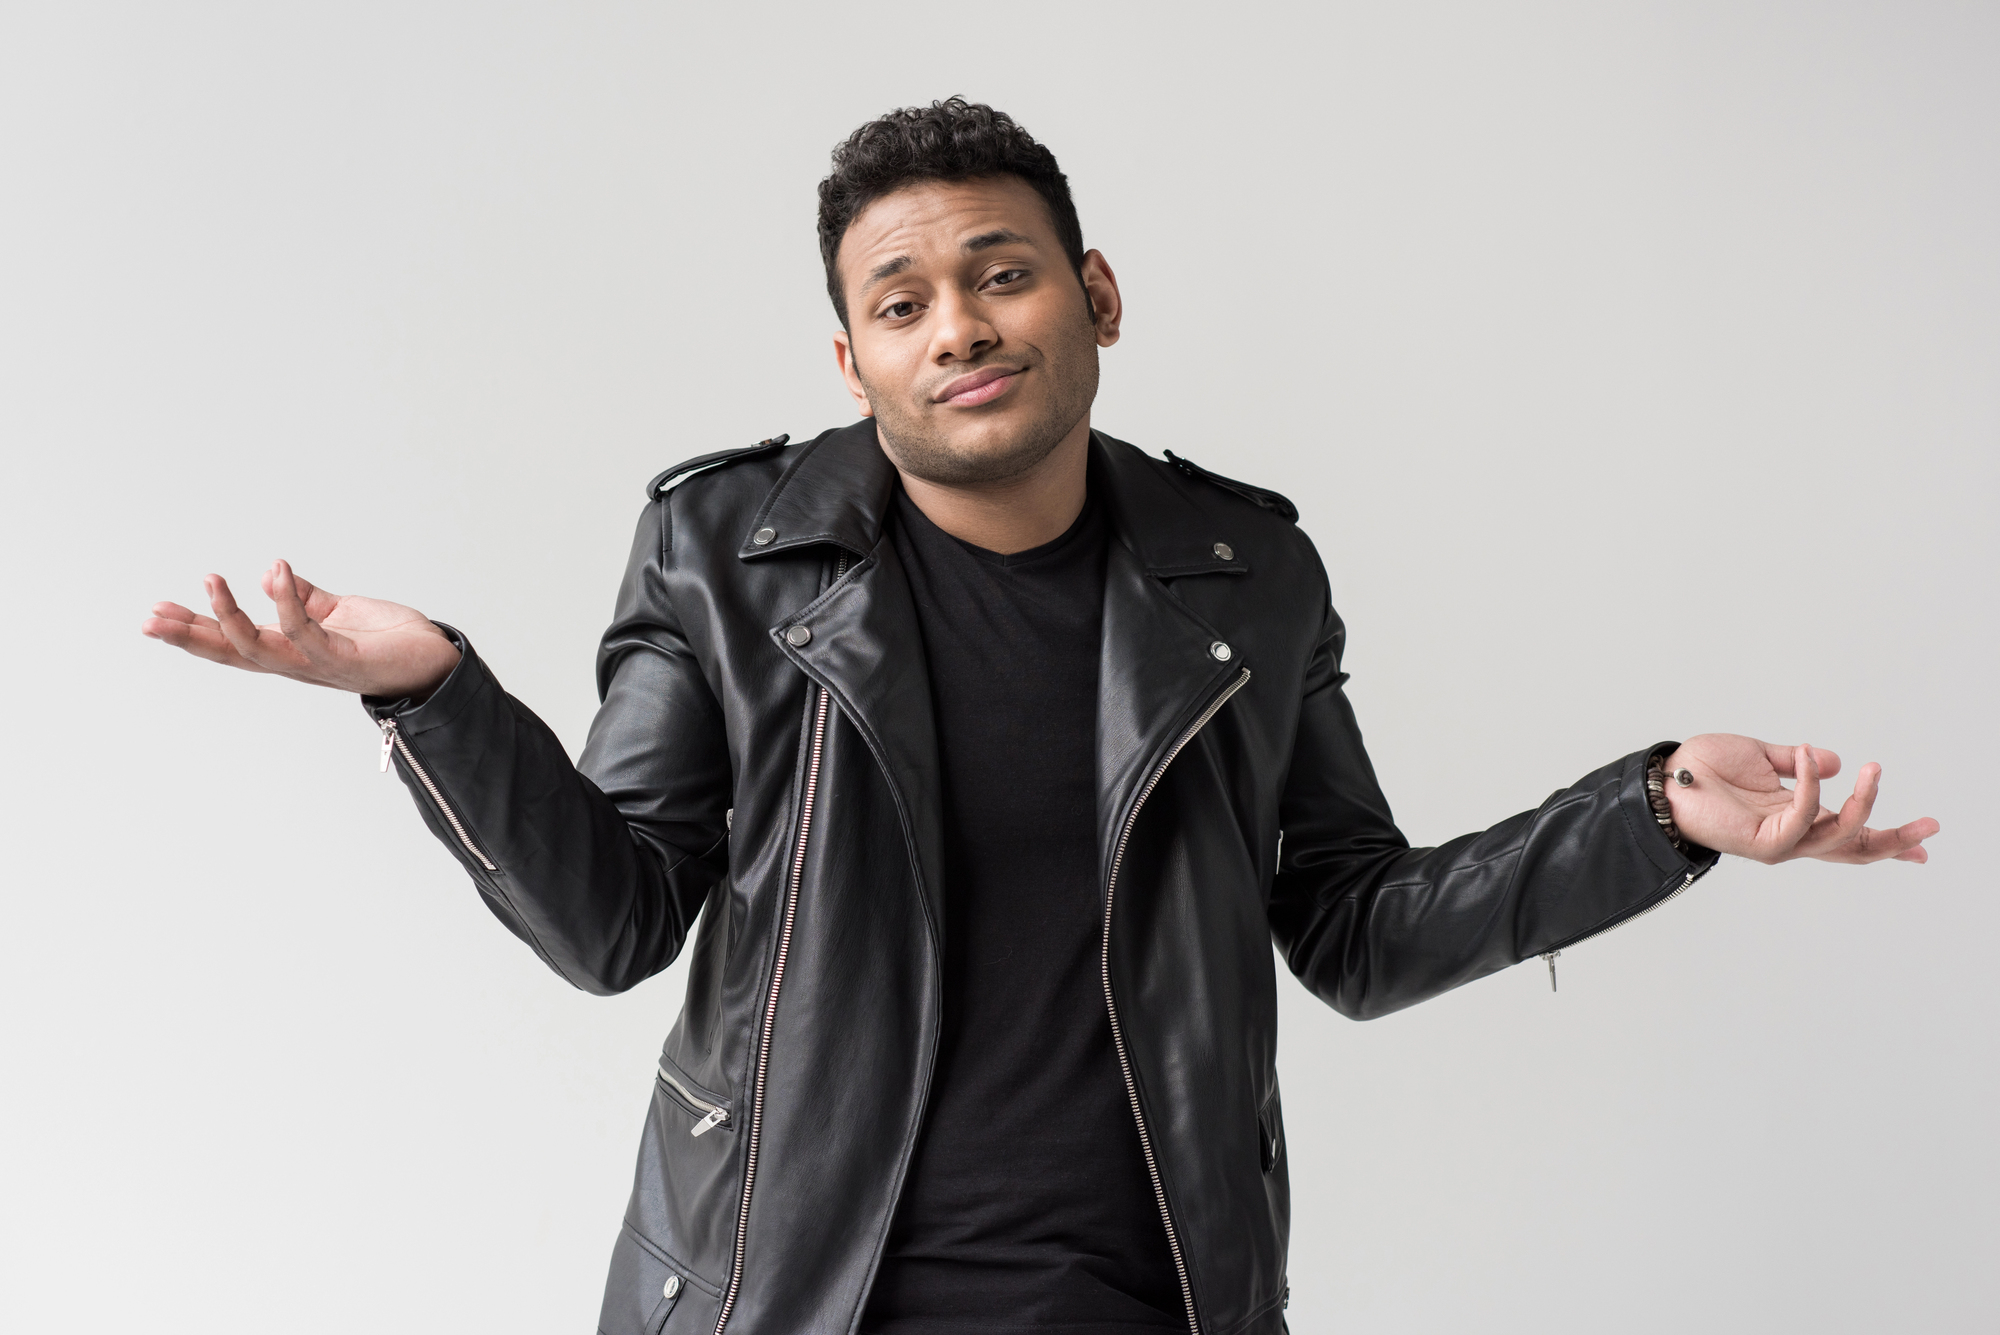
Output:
top-left (934, 367), bottom-right (1022, 407)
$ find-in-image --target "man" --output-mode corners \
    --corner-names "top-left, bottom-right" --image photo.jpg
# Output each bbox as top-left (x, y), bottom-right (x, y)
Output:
top-left (140, 99), bottom-right (1936, 1335)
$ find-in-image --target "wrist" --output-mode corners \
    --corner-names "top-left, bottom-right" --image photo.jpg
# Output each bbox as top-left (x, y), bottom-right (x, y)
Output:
top-left (364, 623), bottom-right (467, 713)
top-left (1646, 747), bottom-right (1693, 853)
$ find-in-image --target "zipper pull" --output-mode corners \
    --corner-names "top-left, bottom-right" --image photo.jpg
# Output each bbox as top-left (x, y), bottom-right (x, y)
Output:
top-left (1542, 949), bottom-right (1561, 992)
top-left (691, 1107), bottom-right (728, 1137)
top-left (379, 719), bottom-right (398, 773)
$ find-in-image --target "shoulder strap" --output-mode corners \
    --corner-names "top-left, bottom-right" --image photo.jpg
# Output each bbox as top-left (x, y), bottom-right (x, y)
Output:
top-left (1162, 450), bottom-right (1299, 523)
top-left (646, 435), bottom-right (790, 500)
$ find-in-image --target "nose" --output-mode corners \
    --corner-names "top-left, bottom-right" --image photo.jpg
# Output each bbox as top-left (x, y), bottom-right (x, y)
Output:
top-left (927, 284), bottom-right (998, 364)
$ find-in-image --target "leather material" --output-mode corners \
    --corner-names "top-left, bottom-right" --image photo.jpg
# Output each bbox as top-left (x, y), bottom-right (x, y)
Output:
top-left (371, 419), bottom-right (1716, 1335)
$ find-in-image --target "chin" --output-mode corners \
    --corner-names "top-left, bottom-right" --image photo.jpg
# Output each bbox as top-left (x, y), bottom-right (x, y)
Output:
top-left (878, 406), bottom-right (1072, 488)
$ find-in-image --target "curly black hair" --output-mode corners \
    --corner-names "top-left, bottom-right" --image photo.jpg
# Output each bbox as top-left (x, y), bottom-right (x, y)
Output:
top-left (817, 97), bottom-right (1086, 327)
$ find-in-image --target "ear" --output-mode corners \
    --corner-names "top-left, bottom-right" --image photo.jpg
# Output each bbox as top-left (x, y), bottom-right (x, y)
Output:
top-left (831, 331), bottom-right (873, 417)
top-left (1080, 250), bottom-right (1123, 348)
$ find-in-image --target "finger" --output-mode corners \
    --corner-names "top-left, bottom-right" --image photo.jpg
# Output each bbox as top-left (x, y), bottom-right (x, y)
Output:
top-left (151, 601), bottom-right (229, 634)
top-left (1761, 742), bottom-right (1842, 780)
top-left (207, 573), bottom-right (306, 672)
top-left (1798, 762), bottom-right (1880, 853)
top-left (142, 612), bottom-right (264, 670)
top-left (1823, 816), bottom-right (1940, 865)
top-left (259, 561), bottom-right (344, 622)
top-left (289, 570), bottom-right (343, 622)
top-left (270, 559), bottom-right (340, 665)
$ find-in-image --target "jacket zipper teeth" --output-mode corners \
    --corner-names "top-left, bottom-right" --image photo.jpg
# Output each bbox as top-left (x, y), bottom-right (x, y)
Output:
top-left (1539, 869), bottom-right (1697, 991)
top-left (715, 553), bottom-right (845, 1335)
top-left (658, 1065), bottom-right (730, 1135)
top-left (1102, 665), bottom-right (1251, 1335)
top-left (377, 718), bottom-right (497, 872)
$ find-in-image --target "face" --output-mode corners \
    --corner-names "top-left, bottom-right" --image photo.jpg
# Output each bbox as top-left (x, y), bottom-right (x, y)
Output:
top-left (831, 176), bottom-right (1123, 487)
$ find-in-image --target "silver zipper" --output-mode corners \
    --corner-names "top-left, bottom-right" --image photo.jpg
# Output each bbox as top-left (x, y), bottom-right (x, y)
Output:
top-left (715, 553), bottom-right (846, 1335)
top-left (1102, 665), bottom-right (1251, 1335)
top-left (377, 718), bottom-right (497, 872)
top-left (658, 1064), bottom-right (730, 1137)
top-left (1539, 868), bottom-right (1697, 991)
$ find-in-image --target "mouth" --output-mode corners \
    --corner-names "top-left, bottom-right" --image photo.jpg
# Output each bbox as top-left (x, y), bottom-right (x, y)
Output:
top-left (932, 366), bottom-right (1022, 407)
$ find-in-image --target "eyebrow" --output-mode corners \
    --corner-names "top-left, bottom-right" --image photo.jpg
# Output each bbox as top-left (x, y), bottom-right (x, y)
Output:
top-left (863, 255), bottom-right (912, 291)
top-left (963, 228), bottom-right (1035, 253)
top-left (859, 229), bottom-right (1040, 295)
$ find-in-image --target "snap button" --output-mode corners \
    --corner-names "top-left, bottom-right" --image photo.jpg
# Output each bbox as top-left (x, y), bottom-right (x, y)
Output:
top-left (1212, 542), bottom-right (1234, 561)
top-left (1210, 641), bottom-right (1232, 662)
top-left (663, 1275), bottom-right (682, 1300)
top-left (752, 527), bottom-right (777, 546)
top-left (784, 625), bottom-right (813, 647)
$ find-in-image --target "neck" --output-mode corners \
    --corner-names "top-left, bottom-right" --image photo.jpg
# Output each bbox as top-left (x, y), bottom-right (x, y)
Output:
top-left (895, 419), bottom-right (1092, 555)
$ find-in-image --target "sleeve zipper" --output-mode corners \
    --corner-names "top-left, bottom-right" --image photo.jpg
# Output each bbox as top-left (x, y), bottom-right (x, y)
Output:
top-left (1538, 867), bottom-right (1699, 991)
top-left (377, 717), bottom-right (498, 872)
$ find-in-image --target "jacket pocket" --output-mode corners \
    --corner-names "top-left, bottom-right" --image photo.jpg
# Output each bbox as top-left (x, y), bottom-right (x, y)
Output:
top-left (656, 1057), bottom-right (733, 1137)
top-left (599, 1224), bottom-right (720, 1335)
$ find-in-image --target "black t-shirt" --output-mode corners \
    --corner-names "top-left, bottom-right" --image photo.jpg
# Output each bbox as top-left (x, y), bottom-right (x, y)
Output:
top-left (860, 487), bottom-right (1182, 1335)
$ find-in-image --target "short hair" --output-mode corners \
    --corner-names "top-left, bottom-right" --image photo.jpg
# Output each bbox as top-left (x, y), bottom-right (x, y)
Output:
top-left (817, 97), bottom-right (1086, 327)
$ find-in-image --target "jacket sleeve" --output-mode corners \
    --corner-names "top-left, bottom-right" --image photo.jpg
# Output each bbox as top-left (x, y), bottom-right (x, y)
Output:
top-left (366, 498), bottom-right (731, 996)
top-left (1267, 592), bottom-right (1718, 1021)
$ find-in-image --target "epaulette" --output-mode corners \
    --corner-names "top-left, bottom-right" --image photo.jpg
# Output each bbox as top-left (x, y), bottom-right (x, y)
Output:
top-left (1163, 450), bottom-right (1299, 523)
top-left (646, 435), bottom-right (790, 500)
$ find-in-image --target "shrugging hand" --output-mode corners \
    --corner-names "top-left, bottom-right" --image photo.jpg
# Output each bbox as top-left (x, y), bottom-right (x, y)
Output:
top-left (1663, 735), bottom-right (1939, 865)
top-left (141, 561), bottom-right (460, 700)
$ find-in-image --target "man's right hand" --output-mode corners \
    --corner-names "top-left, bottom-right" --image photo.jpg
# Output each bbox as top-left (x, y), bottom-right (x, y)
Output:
top-left (141, 560), bottom-right (461, 700)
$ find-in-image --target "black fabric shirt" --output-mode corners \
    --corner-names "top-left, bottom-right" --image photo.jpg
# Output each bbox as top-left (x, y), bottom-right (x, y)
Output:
top-left (859, 488), bottom-right (1183, 1335)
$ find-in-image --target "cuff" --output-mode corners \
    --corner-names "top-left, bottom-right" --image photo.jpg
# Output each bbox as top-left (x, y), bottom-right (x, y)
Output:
top-left (1627, 741), bottom-right (1721, 877)
top-left (360, 622), bottom-right (495, 736)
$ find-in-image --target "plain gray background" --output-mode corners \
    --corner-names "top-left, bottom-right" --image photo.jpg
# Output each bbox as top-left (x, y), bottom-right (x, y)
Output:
top-left (3, 2), bottom-right (1994, 1331)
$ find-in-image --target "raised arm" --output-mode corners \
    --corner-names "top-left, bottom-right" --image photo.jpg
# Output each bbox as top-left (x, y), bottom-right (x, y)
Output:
top-left (1267, 602), bottom-right (1937, 1021)
top-left (140, 500), bottom-right (732, 994)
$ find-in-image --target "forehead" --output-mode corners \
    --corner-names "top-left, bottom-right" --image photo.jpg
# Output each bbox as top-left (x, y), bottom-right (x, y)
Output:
top-left (838, 176), bottom-right (1056, 284)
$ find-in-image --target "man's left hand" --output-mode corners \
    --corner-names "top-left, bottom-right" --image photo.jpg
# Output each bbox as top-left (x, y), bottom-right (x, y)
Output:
top-left (1662, 735), bottom-right (1938, 865)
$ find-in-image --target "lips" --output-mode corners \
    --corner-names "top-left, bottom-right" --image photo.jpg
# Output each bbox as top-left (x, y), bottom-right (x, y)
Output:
top-left (933, 366), bottom-right (1021, 406)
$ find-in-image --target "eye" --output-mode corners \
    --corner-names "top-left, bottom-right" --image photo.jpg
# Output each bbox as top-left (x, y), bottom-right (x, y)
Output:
top-left (985, 268), bottom-right (1029, 289)
top-left (880, 300), bottom-right (917, 321)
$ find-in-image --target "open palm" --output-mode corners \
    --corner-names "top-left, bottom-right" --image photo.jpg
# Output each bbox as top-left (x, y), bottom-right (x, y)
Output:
top-left (141, 561), bottom-right (459, 699)
top-left (1664, 734), bottom-right (1937, 865)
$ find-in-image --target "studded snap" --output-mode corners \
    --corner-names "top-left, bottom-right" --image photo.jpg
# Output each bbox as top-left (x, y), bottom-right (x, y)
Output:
top-left (664, 1275), bottom-right (682, 1300)
top-left (1210, 641), bottom-right (1232, 662)
top-left (1212, 542), bottom-right (1234, 561)
top-left (752, 527), bottom-right (777, 546)
top-left (784, 624), bottom-right (813, 647)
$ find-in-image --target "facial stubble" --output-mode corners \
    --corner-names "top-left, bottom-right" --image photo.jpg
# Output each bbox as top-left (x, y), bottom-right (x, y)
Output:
top-left (854, 309), bottom-right (1101, 488)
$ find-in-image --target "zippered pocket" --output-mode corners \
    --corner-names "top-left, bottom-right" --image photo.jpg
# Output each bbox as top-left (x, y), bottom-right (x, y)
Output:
top-left (1257, 1089), bottom-right (1284, 1174)
top-left (656, 1060), bottom-right (732, 1137)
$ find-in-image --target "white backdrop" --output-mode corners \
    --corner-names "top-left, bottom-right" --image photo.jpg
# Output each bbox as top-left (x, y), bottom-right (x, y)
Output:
top-left (2, 3), bottom-right (1994, 1331)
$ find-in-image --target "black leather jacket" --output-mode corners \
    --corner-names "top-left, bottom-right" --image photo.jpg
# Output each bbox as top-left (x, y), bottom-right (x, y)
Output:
top-left (370, 422), bottom-right (1715, 1335)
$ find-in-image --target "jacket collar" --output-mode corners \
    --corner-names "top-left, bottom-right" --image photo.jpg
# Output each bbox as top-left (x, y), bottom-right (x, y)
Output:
top-left (759, 418), bottom-right (1248, 918)
top-left (738, 420), bottom-right (896, 562)
top-left (739, 420), bottom-right (1248, 577)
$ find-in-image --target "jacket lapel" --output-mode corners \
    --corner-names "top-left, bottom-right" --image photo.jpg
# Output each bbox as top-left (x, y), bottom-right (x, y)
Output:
top-left (1091, 432), bottom-right (1247, 886)
top-left (753, 424), bottom-right (945, 937)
